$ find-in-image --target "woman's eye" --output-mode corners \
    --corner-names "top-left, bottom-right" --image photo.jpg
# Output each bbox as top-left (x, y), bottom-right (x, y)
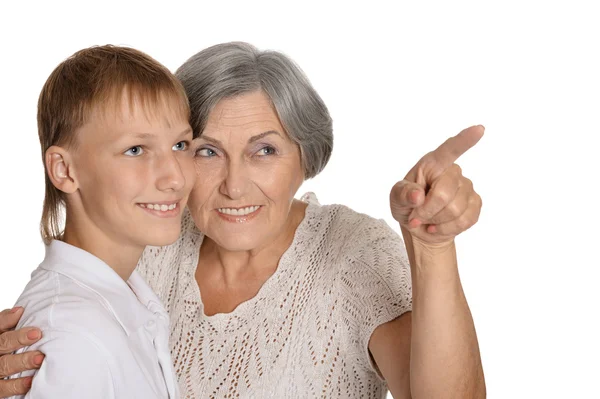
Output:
top-left (257, 146), bottom-right (276, 156)
top-left (173, 141), bottom-right (188, 151)
top-left (196, 148), bottom-right (217, 157)
top-left (124, 146), bottom-right (144, 156)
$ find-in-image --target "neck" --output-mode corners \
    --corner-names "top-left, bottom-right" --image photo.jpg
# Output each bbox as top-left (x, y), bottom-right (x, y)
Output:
top-left (63, 211), bottom-right (143, 281)
top-left (201, 200), bottom-right (307, 285)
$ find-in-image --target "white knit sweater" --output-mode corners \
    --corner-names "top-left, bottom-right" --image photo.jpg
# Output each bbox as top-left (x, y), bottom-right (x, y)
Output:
top-left (137, 193), bottom-right (412, 398)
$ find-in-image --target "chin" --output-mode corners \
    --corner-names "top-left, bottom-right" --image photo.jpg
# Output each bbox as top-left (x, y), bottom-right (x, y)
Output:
top-left (213, 234), bottom-right (263, 252)
top-left (142, 228), bottom-right (181, 247)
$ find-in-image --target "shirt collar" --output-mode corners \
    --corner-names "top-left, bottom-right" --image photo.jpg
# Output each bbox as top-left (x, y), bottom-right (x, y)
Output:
top-left (40, 240), bottom-right (168, 336)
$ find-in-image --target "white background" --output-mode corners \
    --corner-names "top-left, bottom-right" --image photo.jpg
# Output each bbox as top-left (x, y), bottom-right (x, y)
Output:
top-left (1, 1), bottom-right (598, 398)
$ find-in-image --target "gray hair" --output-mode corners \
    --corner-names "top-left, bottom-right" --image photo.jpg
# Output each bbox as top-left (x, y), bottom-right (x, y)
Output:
top-left (175, 42), bottom-right (333, 179)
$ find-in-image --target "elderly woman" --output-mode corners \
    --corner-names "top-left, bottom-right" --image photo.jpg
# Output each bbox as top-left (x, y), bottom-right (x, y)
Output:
top-left (0, 42), bottom-right (485, 398)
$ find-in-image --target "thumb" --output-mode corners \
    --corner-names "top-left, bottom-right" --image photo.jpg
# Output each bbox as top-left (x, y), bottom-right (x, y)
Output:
top-left (390, 180), bottom-right (425, 224)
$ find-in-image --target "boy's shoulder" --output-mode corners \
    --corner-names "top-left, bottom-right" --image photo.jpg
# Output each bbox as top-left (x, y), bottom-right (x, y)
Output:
top-left (15, 267), bottom-right (132, 342)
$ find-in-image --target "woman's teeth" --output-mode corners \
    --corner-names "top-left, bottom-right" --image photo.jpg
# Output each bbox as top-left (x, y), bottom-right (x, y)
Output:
top-left (140, 203), bottom-right (177, 211)
top-left (218, 206), bottom-right (260, 216)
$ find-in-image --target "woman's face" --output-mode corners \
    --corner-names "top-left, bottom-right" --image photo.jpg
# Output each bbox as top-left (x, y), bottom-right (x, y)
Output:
top-left (188, 90), bottom-right (304, 252)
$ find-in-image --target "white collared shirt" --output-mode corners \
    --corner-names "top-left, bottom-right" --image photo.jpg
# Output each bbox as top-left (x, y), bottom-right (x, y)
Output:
top-left (9, 240), bottom-right (180, 399)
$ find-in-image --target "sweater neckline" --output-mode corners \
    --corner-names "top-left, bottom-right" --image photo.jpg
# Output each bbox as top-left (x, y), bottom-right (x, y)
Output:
top-left (184, 197), bottom-right (319, 325)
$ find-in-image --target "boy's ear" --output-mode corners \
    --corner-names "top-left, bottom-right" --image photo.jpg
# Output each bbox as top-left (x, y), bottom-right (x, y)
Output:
top-left (45, 146), bottom-right (78, 194)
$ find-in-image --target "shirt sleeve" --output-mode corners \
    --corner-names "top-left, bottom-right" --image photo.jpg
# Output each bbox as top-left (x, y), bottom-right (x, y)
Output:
top-left (340, 217), bottom-right (413, 376)
top-left (12, 330), bottom-right (115, 399)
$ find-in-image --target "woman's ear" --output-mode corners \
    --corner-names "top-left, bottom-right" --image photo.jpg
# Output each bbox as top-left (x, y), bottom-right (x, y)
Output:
top-left (45, 146), bottom-right (78, 194)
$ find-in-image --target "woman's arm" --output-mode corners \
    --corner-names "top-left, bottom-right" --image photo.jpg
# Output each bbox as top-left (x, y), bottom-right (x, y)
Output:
top-left (369, 238), bottom-right (485, 399)
top-left (12, 330), bottom-right (116, 399)
top-left (370, 125), bottom-right (486, 399)
top-left (0, 308), bottom-right (43, 398)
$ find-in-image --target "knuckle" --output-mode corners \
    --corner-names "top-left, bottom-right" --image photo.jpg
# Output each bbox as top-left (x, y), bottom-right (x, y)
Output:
top-left (447, 201), bottom-right (462, 218)
top-left (468, 192), bottom-right (480, 206)
top-left (400, 183), bottom-right (412, 196)
top-left (421, 157), bottom-right (437, 171)
top-left (390, 181), bottom-right (402, 196)
top-left (0, 357), bottom-right (8, 378)
top-left (457, 217), bottom-right (470, 231)
top-left (472, 204), bottom-right (482, 223)
top-left (0, 333), bottom-right (8, 352)
top-left (433, 190), bottom-right (450, 206)
top-left (390, 181), bottom-right (408, 204)
top-left (463, 177), bottom-right (473, 189)
top-left (0, 314), bottom-right (18, 333)
top-left (423, 151), bottom-right (436, 161)
top-left (468, 218), bottom-right (477, 230)
top-left (20, 354), bottom-right (30, 370)
top-left (17, 330), bottom-right (30, 346)
top-left (6, 380), bottom-right (23, 396)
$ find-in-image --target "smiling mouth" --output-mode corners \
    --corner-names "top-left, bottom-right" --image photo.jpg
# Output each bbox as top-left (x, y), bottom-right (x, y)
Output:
top-left (217, 205), bottom-right (261, 216)
top-left (138, 201), bottom-right (182, 217)
top-left (215, 205), bottom-right (263, 222)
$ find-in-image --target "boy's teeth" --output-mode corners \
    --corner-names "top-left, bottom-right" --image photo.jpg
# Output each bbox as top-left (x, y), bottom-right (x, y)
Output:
top-left (141, 203), bottom-right (177, 211)
top-left (218, 206), bottom-right (260, 216)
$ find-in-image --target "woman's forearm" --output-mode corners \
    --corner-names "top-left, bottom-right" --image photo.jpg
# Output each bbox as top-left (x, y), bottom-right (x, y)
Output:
top-left (402, 228), bottom-right (485, 399)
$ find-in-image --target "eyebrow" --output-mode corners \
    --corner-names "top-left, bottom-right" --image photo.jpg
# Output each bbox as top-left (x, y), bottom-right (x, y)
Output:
top-left (177, 127), bottom-right (193, 139)
top-left (129, 127), bottom-right (192, 140)
top-left (248, 130), bottom-right (281, 143)
top-left (131, 132), bottom-right (155, 140)
top-left (201, 130), bottom-right (281, 146)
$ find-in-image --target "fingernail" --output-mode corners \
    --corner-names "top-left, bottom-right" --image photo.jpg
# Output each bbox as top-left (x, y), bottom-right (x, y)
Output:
top-left (27, 329), bottom-right (41, 340)
top-left (410, 189), bottom-right (420, 203)
top-left (427, 225), bottom-right (437, 234)
top-left (10, 306), bottom-right (22, 314)
top-left (33, 354), bottom-right (45, 366)
top-left (24, 376), bottom-right (33, 388)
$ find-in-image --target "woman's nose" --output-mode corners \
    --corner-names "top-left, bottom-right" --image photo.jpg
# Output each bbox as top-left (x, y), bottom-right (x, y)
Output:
top-left (219, 161), bottom-right (250, 200)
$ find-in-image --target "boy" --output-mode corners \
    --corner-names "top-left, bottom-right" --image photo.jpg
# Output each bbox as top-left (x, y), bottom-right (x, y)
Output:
top-left (9, 45), bottom-right (195, 398)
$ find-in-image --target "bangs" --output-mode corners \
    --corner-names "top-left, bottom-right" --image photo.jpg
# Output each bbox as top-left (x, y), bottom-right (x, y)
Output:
top-left (90, 83), bottom-right (190, 127)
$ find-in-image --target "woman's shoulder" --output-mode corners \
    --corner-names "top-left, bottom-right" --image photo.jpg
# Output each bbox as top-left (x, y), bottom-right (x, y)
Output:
top-left (301, 193), bottom-right (412, 349)
top-left (301, 192), bottom-right (400, 252)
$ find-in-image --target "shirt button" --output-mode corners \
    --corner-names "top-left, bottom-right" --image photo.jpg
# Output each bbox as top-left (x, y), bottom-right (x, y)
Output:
top-left (145, 320), bottom-right (156, 328)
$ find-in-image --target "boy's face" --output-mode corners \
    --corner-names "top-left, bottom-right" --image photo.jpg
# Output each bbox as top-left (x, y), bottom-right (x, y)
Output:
top-left (69, 93), bottom-right (195, 249)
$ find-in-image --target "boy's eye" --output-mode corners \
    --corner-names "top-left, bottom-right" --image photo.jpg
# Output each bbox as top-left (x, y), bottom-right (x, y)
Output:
top-left (124, 146), bottom-right (144, 156)
top-left (173, 141), bottom-right (188, 151)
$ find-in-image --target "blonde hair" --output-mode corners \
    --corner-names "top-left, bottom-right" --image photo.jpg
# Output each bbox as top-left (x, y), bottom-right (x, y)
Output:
top-left (38, 45), bottom-right (190, 244)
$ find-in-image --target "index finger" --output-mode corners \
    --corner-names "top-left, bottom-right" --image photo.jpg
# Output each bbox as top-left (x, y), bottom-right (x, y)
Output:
top-left (430, 125), bottom-right (484, 169)
top-left (0, 308), bottom-right (23, 333)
